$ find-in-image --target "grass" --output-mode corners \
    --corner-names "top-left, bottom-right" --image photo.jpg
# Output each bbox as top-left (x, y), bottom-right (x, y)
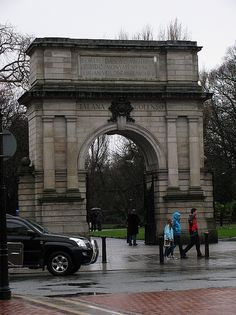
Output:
top-left (217, 224), bottom-right (236, 238)
top-left (90, 225), bottom-right (236, 240)
top-left (90, 228), bottom-right (144, 239)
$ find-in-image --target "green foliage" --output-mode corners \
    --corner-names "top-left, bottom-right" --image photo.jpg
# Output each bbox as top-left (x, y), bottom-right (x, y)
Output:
top-left (215, 201), bottom-right (236, 224)
top-left (217, 225), bottom-right (236, 238)
top-left (91, 226), bottom-right (236, 240)
top-left (91, 227), bottom-right (145, 240)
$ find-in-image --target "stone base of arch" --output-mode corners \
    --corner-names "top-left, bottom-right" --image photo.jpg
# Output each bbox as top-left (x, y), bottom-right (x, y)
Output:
top-left (153, 170), bottom-right (217, 244)
top-left (18, 167), bottom-right (217, 243)
top-left (18, 171), bottom-right (90, 237)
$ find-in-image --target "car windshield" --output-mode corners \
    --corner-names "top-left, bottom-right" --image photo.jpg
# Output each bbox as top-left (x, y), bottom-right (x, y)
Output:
top-left (27, 219), bottom-right (50, 234)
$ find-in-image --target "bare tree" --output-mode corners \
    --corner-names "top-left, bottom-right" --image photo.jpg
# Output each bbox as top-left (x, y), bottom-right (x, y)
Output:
top-left (157, 18), bottom-right (191, 40)
top-left (116, 24), bottom-right (154, 41)
top-left (132, 25), bottom-right (154, 41)
top-left (0, 24), bottom-right (32, 214)
top-left (115, 29), bottom-right (129, 40)
top-left (116, 19), bottom-right (190, 41)
top-left (86, 135), bottom-right (110, 173)
top-left (202, 42), bottom-right (236, 202)
top-left (0, 23), bottom-right (32, 90)
top-left (86, 135), bottom-right (110, 210)
top-left (0, 83), bottom-right (26, 128)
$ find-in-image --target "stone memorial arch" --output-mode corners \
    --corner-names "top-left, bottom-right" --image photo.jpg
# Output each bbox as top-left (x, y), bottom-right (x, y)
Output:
top-left (18, 38), bottom-right (217, 241)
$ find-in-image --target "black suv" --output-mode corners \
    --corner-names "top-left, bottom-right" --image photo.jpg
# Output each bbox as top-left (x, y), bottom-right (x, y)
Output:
top-left (6, 215), bottom-right (98, 276)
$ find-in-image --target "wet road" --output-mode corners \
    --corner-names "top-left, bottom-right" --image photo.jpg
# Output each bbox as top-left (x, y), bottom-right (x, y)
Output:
top-left (9, 238), bottom-right (236, 297)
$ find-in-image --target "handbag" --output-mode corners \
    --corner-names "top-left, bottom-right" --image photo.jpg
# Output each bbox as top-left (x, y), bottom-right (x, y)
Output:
top-left (164, 239), bottom-right (171, 247)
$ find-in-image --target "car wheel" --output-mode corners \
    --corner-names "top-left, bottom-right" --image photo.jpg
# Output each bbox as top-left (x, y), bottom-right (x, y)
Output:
top-left (47, 251), bottom-right (74, 276)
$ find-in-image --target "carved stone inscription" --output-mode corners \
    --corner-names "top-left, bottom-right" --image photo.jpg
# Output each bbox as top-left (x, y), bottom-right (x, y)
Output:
top-left (77, 103), bottom-right (107, 110)
top-left (80, 56), bottom-right (157, 79)
top-left (76, 102), bottom-right (165, 111)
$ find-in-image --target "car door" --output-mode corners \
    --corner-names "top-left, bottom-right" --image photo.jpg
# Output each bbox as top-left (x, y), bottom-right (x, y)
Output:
top-left (7, 219), bottom-right (43, 266)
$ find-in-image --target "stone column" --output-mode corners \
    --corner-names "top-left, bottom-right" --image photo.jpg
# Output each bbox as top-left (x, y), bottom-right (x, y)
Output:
top-left (66, 116), bottom-right (78, 191)
top-left (42, 116), bottom-right (55, 191)
top-left (188, 116), bottom-right (201, 188)
top-left (166, 116), bottom-right (179, 189)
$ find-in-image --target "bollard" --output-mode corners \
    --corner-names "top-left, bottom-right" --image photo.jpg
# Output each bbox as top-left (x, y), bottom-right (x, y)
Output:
top-left (101, 236), bottom-right (107, 263)
top-left (159, 235), bottom-right (164, 264)
top-left (204, 231), bottom-right (209, 258)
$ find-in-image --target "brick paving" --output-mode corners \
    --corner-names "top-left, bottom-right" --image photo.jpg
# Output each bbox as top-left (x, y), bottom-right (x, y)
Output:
top-left (77, 287), bottom-right (236, 315)
top-left (1, 287), bottom-right (236, 315)
top-left (0, 297), bottom-right (68, 315)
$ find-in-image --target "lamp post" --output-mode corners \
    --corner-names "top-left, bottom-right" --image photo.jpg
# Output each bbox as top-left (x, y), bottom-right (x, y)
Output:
top-left (0, 112), bottom-right (11, 300)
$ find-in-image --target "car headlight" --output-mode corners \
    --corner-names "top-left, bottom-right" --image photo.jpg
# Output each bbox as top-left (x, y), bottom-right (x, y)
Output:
top-left (70, 238), bottom-right (87, 249)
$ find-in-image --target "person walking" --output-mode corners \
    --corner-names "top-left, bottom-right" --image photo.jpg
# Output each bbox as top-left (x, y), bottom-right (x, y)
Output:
top-left (172, 211), bottom-right (187, 259)
top-left (163, 218), bottom-right (176, 259)
top-left (127, 209), bottom-right (140, 246)
top-left (183, 208), bottom-right (203, 257)
top-left (96, 209), bottom-right (103, 231)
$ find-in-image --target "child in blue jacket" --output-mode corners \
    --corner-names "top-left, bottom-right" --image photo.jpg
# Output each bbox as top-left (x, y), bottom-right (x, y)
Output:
top-left (163, 218), bottom-right (175, 259)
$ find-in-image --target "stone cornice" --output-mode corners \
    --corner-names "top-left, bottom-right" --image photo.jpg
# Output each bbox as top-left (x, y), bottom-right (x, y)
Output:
top-left (19, 84), bottom-right (211, 106)
top-left (163, 188), bottom-right (205, 201)
top-left (39, 189), bottom-right (84, 203)
top-left (26, 38), bottom-right (202, 55)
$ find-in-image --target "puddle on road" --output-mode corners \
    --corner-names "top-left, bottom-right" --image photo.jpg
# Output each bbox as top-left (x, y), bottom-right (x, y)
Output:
top-left (46, 292), bottom-right (107, 298)
top-left (46, 281), bottom-right (97, 288)
top-left (43, 281), bottom-right (107, 297)
top-left (65, 282), bottom-right (97, 288)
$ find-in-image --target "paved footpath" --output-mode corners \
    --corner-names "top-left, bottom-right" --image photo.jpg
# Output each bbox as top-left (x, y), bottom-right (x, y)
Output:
top-left (2, 238), bottom-right (236, 314)
top-left (77, 287), bottom-right (236, 315)
top-left (1, 287), bottom-right (236, 315)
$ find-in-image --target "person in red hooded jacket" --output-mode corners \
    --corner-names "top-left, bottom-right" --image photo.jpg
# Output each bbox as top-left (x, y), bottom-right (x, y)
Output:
top-left (183, 208), bottom-right (203, 258)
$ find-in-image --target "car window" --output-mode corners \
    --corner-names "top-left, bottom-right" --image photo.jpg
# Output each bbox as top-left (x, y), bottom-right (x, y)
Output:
top-left (26, 219), bottom-right (49, 233)
top-left (7, 221), bottom-right (30, 236)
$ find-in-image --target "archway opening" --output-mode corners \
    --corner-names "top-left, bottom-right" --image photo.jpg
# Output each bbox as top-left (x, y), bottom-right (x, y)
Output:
top-left (85, 131), bottom-right (159, 244)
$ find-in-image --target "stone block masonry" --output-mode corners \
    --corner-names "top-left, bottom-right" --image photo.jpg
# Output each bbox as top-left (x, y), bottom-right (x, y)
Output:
top-left (18, 38), bottom-right (215, 241)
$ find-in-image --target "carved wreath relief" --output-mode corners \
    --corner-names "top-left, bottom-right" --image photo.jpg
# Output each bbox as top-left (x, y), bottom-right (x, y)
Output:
top-left (108, 97), bottom-right (135, 122)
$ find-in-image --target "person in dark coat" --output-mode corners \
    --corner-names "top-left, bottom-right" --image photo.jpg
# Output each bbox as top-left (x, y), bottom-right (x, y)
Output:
top-left (96, 210), bottom-right (103, 231)
top-left (90, 210), bottom-right (97, 231)
top-left (127, 209), bottom-right (140, 246)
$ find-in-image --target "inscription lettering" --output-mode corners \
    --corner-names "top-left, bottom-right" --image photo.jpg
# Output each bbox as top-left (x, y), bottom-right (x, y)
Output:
top-left (135, 104), bottom-right (165, 111)
top-left (80, 56), bottom-right (156, 79)
top-left (77, 103), bottom-right (106, 110)
top-left (76, 103), bottom-right (165, 111)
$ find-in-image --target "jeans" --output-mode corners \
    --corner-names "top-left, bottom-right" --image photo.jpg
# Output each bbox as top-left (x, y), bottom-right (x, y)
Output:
top-left (164, 243), bottom-right (175, 257)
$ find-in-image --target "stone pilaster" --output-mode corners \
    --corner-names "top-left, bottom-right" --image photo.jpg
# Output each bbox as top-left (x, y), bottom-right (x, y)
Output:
top-left (188, 116), bottom-right (201, 188)
top-left (166, 116), bottom-right (179, 189)
top-left (66, 116), bottom-right (79, 192)
top-left (42, 116), bottom-right (55, 192)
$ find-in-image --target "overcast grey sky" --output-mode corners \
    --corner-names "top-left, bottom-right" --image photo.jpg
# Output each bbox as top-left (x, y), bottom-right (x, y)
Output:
top-left (1, 0), bottom-right (235, 71)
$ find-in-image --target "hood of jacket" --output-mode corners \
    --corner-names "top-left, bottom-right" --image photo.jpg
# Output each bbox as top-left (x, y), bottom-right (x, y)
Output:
top-left (172, 211), bottom-right (181, 235)
top-left (172, 211), bottom-right (181, 221)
